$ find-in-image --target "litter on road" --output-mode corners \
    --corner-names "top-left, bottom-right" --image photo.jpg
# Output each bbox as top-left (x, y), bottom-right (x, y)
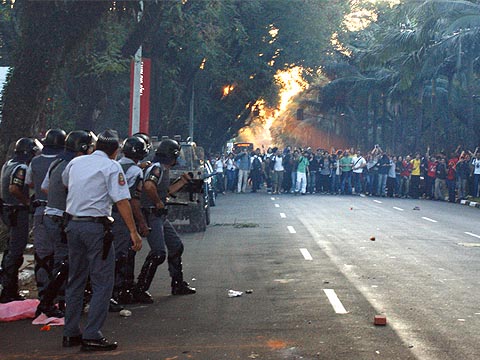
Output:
top-left (374, 315), bottom-right (387, 326)
top-left (228, 290), bottom-right (243, 297)
top-left (119, 309), bottom-right (132, 317)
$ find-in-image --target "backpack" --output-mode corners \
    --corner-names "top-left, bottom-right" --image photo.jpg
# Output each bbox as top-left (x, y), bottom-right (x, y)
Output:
top-left (252, 157), bottom-right (261, 171)
top-left (269, 156), bottom-right (276, 171)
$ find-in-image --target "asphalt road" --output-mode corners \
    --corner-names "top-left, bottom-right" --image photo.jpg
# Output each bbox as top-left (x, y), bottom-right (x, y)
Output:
top-left (1, 192), bottom-right (479, 359)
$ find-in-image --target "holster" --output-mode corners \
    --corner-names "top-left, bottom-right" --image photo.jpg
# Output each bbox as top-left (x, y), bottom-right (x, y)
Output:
top-left (0, 201), bottom-right (20, 228)
top-left (102, 217), bottom-right (115, 260)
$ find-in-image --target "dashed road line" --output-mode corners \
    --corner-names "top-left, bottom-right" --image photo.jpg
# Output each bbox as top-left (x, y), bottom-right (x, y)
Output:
top-left (373, 200), bottom-right (382, 204)
top-left (280, 213), bottom-right (286, 218)
top-left (270, 197), bottom-right (276, 200)
top-left (393, 206), bottom-right (404, 211)
top-left (274, 204), bottom-right (280, 208)
top-left (422, 217), bottom-right (438, 223)
top-left (465, 232), bottom-right (480, 239)
top-left (287, 226), bottom-right (296, 234)
top-left (323, 289), bottom-right (348, 314)
top-left (299, 248), bottom-right (313, 260)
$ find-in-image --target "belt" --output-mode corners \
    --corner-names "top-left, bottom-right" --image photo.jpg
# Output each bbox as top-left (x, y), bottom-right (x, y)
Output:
top-left (33, 200), bottom-right (48, 207)
top-left (67, 215), bottom-right (110, 224)
top-left (46, 214), bottom-right (63, 223)
top-left (142, 207), bottom-right (157, 214)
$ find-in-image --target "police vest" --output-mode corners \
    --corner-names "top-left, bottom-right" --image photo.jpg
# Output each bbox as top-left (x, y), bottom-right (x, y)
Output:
top-left (47, 159), bottom-right (68, 211)
top-left (1, 159), bottom-right (28, 205)
top-left (31, 154), bottom-right (58, 201)
top-left (140, 163), bottom-right (169, 207)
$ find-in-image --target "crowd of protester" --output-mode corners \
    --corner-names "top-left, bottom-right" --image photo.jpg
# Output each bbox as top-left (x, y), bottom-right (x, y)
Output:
top-left (209, 144), bottom-right (480, 203)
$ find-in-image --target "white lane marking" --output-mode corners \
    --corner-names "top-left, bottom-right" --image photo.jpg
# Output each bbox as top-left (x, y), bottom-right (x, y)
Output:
top-left (422, 217), bottom-right (438, 223)
top-left (465, 232), bottom-right (480, 239)
top-left (373, 200), bottom-right (382, 204)
top-left (271, 197), bottom-right (276, 200)
top-left (274, 204), bottom-right (280, 208)
top-left (323, 289), bottom-right (348, 314)
top-left (280, 213), bottom-right (286, 218)
top-left (287, 226), bottom-right (296, 234)
top-left (300, 248), bottom-right (313, 260)
top-left (393, 206), bottom-right (404, 211)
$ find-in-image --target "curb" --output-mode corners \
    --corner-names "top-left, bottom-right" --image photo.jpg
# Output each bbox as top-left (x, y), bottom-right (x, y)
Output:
top-left (458, 200), bottom-right (480, 209)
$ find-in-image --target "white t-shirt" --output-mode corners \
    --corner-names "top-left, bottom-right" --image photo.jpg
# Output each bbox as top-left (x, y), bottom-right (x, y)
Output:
top-left (226, 158), bottom-right (236, 171)
top-left (272, 155), bottom-right (284, 171)
top-left (215, 159), bottom-right (224, 173)
top-left (472, 158), bottom-right (480, 175)
top-left (352, 155), bottom-right (366, 174)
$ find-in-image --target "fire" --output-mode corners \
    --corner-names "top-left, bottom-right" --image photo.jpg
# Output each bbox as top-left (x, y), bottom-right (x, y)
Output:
top-left (222, 84), bottom-right (234, 98)
top-left (238, 66), bottom-right (307, 148)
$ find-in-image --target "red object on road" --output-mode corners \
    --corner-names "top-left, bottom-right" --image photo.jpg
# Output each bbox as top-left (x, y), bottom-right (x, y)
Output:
top-left (374, 315), bottom-right (387, 326)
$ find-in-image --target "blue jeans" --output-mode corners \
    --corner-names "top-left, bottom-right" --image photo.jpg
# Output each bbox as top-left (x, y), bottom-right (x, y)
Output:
top-left (341, 171), bottom-right (352, 194)
top-left (226, 169), bottom-right (236, 192)
top-left (474, 174), bottom-right (480, 197)
top-left (446, 179), bottom-right (456, 202)
top-left (377, 174), bottom-right (388, 196)
top-left (307, 171), bottom-right (316, 193)
top-left (331, 173), bottom-right (340, 193)
top-left (352, 172), bottom-right (363, 193)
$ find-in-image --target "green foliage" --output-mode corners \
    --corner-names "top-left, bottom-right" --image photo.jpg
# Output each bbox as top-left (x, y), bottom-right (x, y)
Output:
top-left (307, 0), bottom-right (480, 153)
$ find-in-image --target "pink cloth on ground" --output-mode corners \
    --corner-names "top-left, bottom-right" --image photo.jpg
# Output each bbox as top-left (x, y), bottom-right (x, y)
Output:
top-left (0, 299), bottom-right (39, 322)
top-left (32, 313), bottom-right (65, 326)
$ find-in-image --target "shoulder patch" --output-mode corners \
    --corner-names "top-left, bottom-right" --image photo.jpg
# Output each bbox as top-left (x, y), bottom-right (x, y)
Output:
top-left (119, 173), bottom-right (126, 186)
top-left (16, 168), bottom-right (26, 180)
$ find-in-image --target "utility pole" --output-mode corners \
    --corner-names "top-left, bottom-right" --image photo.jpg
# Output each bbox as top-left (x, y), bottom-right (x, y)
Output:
top-left (129, 1), bottom-right (151, 136)
top-left (189, 80), bottom-right (194, 141)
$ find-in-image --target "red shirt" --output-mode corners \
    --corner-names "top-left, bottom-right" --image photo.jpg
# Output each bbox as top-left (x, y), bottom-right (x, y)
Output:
top-left (400, 160), bottom-right (412, 177)
top-left (427, 161), bottom-right (437, 178)
top-left (447, 158), bottom-right (457, 181)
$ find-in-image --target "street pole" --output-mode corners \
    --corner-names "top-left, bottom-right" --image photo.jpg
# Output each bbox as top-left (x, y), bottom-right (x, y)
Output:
top-left (189, 80), bottom-right (194, 141)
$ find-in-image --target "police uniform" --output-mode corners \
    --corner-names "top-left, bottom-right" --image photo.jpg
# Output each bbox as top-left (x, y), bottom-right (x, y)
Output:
top-left (35, 154), bottom-right (73, 315)
top-left (112, 156), bottom-right (143, 303)
top-left (0, 159), bottom-right (29, 302)
top-left (62, 147), bottom-right (130, 347)
top-left (26, 151), bottom-right (62, 308)
top-left (133, 158), bottom-right (194, 303)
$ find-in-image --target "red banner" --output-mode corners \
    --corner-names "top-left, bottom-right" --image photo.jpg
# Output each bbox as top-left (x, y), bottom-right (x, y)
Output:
top-left (129, 58), bottom-right (151, 135)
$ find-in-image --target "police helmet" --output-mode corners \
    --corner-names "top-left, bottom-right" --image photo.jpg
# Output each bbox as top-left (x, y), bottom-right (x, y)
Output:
top-left (122, 136), bottom-right (148, 161)
top-left (65, 130), bottom-right (97, 154)
top-left (14, 137), bottom-right (43, 156)
top-left (155, 138), bottom-right (181, 161)
top-left (43, 128), bottom-right (66, 148)
top-left (133, 132), bottom-right (152, 151)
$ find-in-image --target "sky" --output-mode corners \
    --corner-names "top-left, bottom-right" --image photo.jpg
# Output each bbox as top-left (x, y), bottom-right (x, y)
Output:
top-left (0, 67), bottom-right (8, 92)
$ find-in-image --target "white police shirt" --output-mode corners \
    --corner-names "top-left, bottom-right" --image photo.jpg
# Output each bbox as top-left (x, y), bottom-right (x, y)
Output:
top-left (62, 150), bottom-right (130, 217)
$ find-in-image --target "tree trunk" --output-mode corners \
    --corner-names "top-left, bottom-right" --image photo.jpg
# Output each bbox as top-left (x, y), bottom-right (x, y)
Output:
top-left (0, 1), bottom-right (109, 160)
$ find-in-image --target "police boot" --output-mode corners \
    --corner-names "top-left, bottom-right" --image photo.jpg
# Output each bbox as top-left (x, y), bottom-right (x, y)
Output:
top-left (108, 298), bottom-right (124, 312)
top-left (171, 277), bottom-right (196, 295)
top-left (34, 253), bottom-right (54, 304)
top-left (35, 259), bottom-right (69, 317)
top-left (113, 256), bottom-right (134, 305)
top-left (133, 254), bottom-right (163, 304)
top-left (36, 303), bottom-right (64, 318)
top-left (0, 257), bottom-right (26, 303)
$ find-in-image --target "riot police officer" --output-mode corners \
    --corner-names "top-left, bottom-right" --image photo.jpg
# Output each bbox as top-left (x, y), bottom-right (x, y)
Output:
top-left (112, 136), bottom-right (149, 305)
top-left (133, 138), bottom-right (195, 304)
top-left (62, 130), bottom-right (142, 351)
top-left (0, 137), bottom-right (42, 303)
top-left (25, 128), bottom-right (66, 316)
top-left (37, 130), bottom-right (96, 319)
